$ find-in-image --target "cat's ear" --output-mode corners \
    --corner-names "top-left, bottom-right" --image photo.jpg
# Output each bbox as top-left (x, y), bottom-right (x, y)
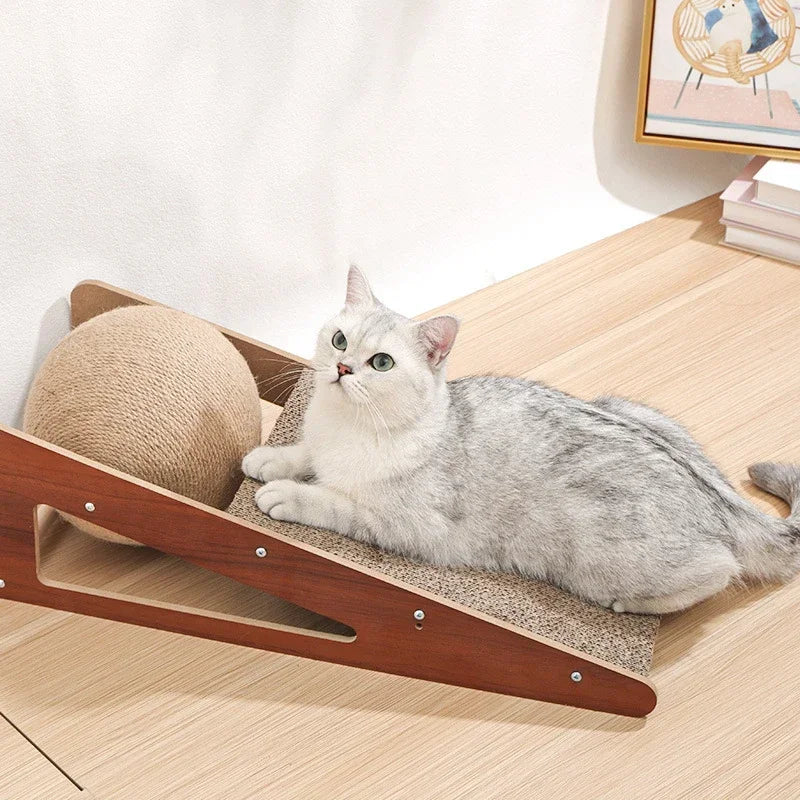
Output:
top-left (415, 315), bottom-right (460, 369)
top-left (345, 265), bottom-right (377, 308)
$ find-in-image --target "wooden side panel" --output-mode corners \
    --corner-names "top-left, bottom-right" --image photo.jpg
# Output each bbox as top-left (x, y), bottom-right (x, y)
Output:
top-left (69, 280), bottom-right (307, 406)
top-left (0, 424), bottom-right (656, 717)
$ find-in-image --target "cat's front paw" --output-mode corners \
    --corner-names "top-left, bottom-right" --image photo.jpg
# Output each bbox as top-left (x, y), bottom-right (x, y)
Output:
top-left (255, 479), bottom-right (306, 523)
top-left (242, 446), bottom-right (287, 483)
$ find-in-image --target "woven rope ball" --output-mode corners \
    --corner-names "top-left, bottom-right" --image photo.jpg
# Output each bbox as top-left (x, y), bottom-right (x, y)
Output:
top-left (23, 305), bottom-right (262, 545)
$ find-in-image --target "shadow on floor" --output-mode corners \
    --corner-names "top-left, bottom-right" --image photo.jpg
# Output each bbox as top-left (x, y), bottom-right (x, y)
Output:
top-left (651, 580), bottom-right (777, 673)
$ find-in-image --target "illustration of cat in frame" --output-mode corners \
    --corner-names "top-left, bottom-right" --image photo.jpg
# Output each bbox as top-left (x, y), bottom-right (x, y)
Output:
top-left (671, 0), bottom-right (795, 115)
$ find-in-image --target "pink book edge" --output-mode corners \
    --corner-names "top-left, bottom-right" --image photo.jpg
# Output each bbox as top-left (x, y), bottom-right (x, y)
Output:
top-left (720, 156), bottom-right (768, 203)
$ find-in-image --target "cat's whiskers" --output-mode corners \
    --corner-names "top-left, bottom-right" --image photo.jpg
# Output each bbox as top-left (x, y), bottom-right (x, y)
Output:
top-left (255, 366), bottom-right (321, 406)
top-left (362, 400), bottom-right (384, 449)
top-left (364, 394), bottom-right (390, 442)
top-left (256, 372), bottom-right (307, 396)
top-left (255, 363), bottom-right (324, 389)
top-left (256, 375), bottom-right (304, 393)
top-left (347, 380), bottom-right (385, 448)
top-left (255, 365), bottom-right (306, 385)
top-left (361, 392), bottom-right (391, 450)
top-left (253, 360), bottom-right (322, 387)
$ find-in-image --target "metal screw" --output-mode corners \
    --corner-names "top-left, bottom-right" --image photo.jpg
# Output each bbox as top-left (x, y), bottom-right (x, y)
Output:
top-left (84, 502), bottom-right (95, 512)
top-left (413, 609), bottom-right (425, 621)
top-left (570, 671), bottom-right (583, 683)
top-left (0, 579), bottom-right (5, 589)
top-left (255, 547), bottom-right (267, 558)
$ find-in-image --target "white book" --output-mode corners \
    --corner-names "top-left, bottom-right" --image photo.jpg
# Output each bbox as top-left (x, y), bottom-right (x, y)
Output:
top-left (721, 220), bottom-right (800, 266)
top-left (721, 157), bottom-right (800, 240)
top-left (753, 158), bottom-right (800, 214)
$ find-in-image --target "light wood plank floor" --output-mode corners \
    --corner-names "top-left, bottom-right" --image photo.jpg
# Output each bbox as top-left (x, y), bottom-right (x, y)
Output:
top-left (0, 714), bottom-right (86, 800)
top-left (3, 195), bottom-right (800, 799)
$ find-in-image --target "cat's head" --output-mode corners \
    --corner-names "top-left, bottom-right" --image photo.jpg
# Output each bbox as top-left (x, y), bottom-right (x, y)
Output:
top-left (718, 0), bottom-right (741, 12)
top-left (310, 267), bottom-right (459, 426)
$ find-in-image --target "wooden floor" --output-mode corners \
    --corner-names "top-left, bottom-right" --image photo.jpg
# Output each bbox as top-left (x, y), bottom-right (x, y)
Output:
top-left (3, 195), bottom-right (800, 799)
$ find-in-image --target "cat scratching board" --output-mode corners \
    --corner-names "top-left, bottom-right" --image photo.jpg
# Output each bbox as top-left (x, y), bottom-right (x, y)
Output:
top-left (0, 281), bottom-right (659, 717)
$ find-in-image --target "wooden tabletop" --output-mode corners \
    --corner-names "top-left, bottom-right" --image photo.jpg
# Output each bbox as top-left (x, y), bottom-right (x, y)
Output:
top-left (2, 194), bottom-right (799, 799)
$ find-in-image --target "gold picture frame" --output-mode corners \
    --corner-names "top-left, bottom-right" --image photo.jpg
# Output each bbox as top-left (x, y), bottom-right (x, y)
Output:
top-left (636, 0), bottom-right (800, 161)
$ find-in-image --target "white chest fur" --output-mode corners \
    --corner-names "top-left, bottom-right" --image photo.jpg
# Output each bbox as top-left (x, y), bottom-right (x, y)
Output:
top-left (302, 388), bottom-right (444, 494)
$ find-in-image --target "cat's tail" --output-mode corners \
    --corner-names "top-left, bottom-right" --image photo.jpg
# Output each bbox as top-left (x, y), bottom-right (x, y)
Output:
top-left (721, 41), bottom-right (749, 85)
top-left (749, 462), bottom-right (800, 517)
top-left (741, 462), bottom-right (800, 580)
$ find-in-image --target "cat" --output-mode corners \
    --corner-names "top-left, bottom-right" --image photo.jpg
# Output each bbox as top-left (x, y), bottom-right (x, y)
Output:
top-left (242, 267), bottom-right (800, 615)
top-left (708, 0), bottom-right (753, 84)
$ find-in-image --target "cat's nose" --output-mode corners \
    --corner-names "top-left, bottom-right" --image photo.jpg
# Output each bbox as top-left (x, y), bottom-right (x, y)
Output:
top-left (337, 362), bottom-right (353, 377)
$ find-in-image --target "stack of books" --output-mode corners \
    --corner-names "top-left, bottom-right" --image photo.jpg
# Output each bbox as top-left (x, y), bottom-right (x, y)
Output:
top-left (720, 157), bottom-right (800, 264)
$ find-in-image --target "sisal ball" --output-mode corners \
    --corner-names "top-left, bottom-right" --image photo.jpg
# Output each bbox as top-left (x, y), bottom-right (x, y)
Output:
top-left (23, 305), bottom-right (262, 545)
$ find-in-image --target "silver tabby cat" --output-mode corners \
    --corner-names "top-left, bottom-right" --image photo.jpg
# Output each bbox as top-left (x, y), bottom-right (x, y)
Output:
top-left (243, 267), bottom-right (800, 614)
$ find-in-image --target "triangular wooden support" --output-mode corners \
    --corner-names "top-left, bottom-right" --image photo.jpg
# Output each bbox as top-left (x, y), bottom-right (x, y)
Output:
top-left (0, 282), bottom-right (657, 717)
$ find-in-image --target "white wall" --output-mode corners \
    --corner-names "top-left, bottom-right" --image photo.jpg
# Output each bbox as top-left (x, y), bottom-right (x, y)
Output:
top-left (0, 0), bottom-right (744, 426)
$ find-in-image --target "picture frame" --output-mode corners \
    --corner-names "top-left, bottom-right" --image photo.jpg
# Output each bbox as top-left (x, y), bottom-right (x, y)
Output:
top-left (636, 0), bottom-right (800, 160)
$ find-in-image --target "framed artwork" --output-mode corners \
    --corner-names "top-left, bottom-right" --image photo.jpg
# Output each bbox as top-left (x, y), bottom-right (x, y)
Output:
top-left (636, 0), bottom-right (800, 159)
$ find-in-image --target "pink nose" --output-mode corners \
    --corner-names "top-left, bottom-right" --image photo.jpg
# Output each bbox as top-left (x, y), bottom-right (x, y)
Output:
top-left (337, 362), bottom-right (352, 376)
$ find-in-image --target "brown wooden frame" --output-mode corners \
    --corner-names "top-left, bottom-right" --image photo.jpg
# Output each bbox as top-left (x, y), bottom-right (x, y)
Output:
top-left (0, 281), bottom-right (657, 717)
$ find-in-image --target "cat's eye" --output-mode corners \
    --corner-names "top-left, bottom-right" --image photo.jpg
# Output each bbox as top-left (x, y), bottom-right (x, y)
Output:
top-left (332, 330), bottom-right (347, 351)
top-left (370, 353), bottom-right (394, 371)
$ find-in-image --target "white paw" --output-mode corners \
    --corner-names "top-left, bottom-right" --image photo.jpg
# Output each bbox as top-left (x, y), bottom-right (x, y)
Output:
top-left (255, 479), bottom-right (304, 522)
top-left (242, 446), bottom-right (286, 483)
top-left (611, 600), bottom-right (626, 614)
